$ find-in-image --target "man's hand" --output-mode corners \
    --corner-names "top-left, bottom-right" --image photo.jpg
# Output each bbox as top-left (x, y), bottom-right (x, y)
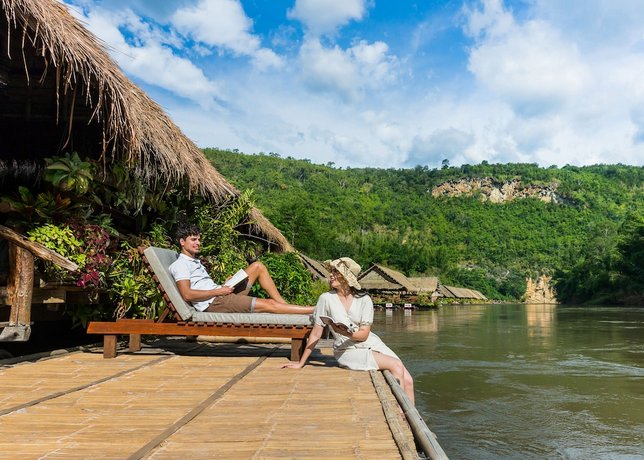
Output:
top-left (214, 286), bottom-right (234, 296)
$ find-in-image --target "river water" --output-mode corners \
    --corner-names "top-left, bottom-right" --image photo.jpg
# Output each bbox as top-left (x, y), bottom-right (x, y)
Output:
top-left (373, 304), bottom-right (644, 459)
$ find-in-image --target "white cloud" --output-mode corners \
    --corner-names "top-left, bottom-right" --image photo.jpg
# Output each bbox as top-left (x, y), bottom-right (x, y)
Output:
top-left (298, 39), bottom-right (397, 101)
top-left (63, 0), bottom-right (644, 169)
top-left (299, 39), bottom-right (359, 100)
top-left (465, 1), bottom-right (589, 116)
top-left (69, 5), bottom-right (221, 107)
top-left (171, 0), bottom-right (283, 69)
top-left (409, 128), bottom-right (475, 166)
top-left (287, 0), bottom-right (368, 36)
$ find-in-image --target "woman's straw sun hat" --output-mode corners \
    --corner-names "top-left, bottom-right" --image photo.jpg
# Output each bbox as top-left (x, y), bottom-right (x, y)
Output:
top-left (325, 257), bottom-right (362, 289)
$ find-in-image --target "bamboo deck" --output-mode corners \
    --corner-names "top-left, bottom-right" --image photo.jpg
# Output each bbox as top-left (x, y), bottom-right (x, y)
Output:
top-left (0, 339), bottom-right (419, 459)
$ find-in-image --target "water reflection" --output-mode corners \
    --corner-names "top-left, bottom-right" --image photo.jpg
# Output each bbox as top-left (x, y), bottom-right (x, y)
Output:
top-left (374, 304), bottom-right (644, 459)
top-left (525, 303), bottom-right (555, 344)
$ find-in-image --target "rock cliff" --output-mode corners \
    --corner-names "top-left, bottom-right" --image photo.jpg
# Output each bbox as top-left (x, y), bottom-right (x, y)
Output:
top-left (524, 275), bottom-right (558, 304)
top-left (431, 178), bottom-right (561, 204)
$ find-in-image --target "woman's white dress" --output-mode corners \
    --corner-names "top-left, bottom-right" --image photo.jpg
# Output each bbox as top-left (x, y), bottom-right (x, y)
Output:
top-left (314, 291), bottom-right (400, 371)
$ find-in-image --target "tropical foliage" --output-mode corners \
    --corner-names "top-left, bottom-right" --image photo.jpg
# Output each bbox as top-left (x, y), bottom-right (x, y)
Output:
top-left (205, 148), bottom-right (644, 304)
top-left (2, 151), bottom-right (316, 326)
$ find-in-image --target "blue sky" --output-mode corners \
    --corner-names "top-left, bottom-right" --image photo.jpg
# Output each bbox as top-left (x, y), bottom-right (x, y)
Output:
top-left (64, 0), bottom-right (644, 169)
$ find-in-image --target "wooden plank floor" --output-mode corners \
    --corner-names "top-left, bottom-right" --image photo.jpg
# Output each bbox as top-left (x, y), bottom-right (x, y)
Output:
top-left (0, 340), bottom-right (416, 459)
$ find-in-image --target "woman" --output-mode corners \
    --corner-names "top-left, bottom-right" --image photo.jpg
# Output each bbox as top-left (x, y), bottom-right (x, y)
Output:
top-left (282, 257), bottom-right (415, 403)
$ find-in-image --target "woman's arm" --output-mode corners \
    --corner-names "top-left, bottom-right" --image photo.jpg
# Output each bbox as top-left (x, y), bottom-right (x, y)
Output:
top-left (282, 323), bottom-right (325, 369)
top-left (332, 323), bottom-right (370, 342)
top-left (175, 279), bottom-right (233, 302)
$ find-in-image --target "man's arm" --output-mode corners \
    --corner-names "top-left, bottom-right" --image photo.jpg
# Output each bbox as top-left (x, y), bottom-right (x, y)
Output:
top-left (175, 279), bottom-right (234, 302)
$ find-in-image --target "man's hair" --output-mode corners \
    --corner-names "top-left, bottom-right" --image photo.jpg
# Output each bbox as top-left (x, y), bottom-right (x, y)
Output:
top-left (175, 223), bottom-right (201, 243)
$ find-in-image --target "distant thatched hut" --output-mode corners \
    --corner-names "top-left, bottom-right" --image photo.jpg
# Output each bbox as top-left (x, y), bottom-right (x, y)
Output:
top-left (358, 264), bottom-right (439, 306)
top-left (358, 264), bottom-right (488, 305)
top-left (438, 285), bottom-right (487, 301)
top-left (0, 0), bottom-right (290, 250)
top-left (408, 276), bottom-right (439, 295)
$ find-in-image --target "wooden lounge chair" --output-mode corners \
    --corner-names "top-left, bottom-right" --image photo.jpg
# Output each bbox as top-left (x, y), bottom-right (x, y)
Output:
top-left (87, 247), bottom-right (313, 360)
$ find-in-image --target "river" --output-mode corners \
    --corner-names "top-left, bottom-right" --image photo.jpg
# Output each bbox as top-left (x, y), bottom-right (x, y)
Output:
top-left (373, 304), bottom-right (644, 459)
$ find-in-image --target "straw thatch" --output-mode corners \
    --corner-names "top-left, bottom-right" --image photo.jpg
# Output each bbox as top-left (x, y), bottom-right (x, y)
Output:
top-left (439, 285), bottom-right (487, 300)
top-left (408, 276), bottom-right (438, 293)
top-left (0, 0), bottom-right (291, 250)
top-left (298, 253), bottom-right (329, 281)
top-left (358, 264), bottom-right (418, 292)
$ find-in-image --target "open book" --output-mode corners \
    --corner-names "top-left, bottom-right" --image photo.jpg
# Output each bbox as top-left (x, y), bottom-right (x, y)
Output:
top-left (224, 269), bottom-right (249, 288)
top-left (319, 315), bottom-right (358, 334)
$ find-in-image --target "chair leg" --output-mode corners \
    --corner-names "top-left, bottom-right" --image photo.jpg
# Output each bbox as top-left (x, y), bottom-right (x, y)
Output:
top-left (291, 338), bottom-right (305, 361)
top-left (104, 335), bottom-right (117, 358)
top-left (129, 334), bottom-right (142, 352)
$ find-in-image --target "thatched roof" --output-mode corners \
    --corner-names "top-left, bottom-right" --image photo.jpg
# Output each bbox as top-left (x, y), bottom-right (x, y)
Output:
top-left (358, 264), bottom-right (419, 292)
top-left (298, 254), bottom-right (329, 281)
top-left (439, 285), bottom-right (487, 300)
top-left (408, 276), bottom-right (438, 293)
top-left (0, 0), bottom-right (291, 251)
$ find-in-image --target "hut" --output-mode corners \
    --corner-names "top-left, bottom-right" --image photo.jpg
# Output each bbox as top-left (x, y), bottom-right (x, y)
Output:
top-left (359, 264), bottom-right (487, 306)
top-left (438, 285), bottom-right (487, 302)
top-left (298, 254), bottom-right (329, 282)
top-left (408, 277), bottom-right (439, 296)
top-left (0, 0), bottom-right (291, 341)
top-left (358, 264), bottom-right (438, 306)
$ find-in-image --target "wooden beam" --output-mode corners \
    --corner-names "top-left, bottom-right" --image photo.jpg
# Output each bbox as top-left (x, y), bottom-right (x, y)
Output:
top-left (8, 244), bottom-right (34, 326)
top-left (0, 225), bottom-right (78, 271)
top-left (87, 320), bottom-right (311, 339)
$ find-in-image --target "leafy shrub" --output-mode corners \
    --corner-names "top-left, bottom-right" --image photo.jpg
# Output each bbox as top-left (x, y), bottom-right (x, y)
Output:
top-left (251, 252), bottom-right (315, 305)
top-left (28, 224), bottom-right (86, 281)
top-left (44, 152), bottom-right (93, 195)
top-left (107, 241), bottom-right (166, 320)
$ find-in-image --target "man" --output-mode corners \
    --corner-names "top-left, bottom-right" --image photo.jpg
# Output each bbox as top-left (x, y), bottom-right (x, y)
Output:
top-left (169, 224), bottom-right (313, 315)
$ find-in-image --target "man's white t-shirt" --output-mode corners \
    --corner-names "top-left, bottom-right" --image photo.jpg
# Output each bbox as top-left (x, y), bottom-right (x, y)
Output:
top-left (168, 253), bottom-right (220, 311)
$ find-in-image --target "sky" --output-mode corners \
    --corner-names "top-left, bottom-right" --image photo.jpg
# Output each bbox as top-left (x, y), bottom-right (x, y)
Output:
top-left (62, 0), bottom-right (644, 169)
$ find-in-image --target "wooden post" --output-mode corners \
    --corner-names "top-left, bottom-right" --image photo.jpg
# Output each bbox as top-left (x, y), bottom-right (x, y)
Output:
top-left (0, 225), bottom-right (78, 342)
top-left (0, 244), bottom-right (34, 341)
top-left (103, 335), bottom-right (117, 358)
top-left (129, 334), bottom-right (142, 352)
top-left (291, 337), bottom-right (305, 361)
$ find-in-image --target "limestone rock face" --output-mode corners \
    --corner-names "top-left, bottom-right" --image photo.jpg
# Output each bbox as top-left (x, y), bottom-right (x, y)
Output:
top-left (524, 275), bottom-right (558, 304)
top-left (431, 178), bottom-right (561, 204)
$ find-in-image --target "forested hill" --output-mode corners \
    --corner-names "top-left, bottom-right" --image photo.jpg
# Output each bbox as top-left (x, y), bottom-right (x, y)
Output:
top-left (204, 148), bottom-right (644, 304)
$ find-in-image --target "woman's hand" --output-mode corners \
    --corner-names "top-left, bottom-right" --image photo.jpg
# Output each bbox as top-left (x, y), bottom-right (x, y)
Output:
top-left (281, 361), bottom-right (304, 369)
top-left (330, 323), bottom-right (354, 337)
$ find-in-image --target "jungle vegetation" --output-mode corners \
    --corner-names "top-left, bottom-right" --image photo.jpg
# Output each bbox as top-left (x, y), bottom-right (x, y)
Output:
top-left (205, 149), bottom-right (644, 304)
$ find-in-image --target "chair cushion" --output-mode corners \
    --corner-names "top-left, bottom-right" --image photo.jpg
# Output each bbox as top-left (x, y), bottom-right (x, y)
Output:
top-left (191, 311), bottom-right (313, 326)
top-left (143, 247), bottom-right (194, 321)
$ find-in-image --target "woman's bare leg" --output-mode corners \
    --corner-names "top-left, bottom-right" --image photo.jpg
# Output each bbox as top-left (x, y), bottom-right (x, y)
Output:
top-left (373, 351), bottom-right (415, 404)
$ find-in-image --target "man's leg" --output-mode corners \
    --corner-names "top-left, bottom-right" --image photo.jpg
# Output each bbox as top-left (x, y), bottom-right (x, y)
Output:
top-left (244, 261), bottom-right (287, 303)
top-left (207, 294), bottom-right (313, 315)
top-left (254, 298), bottom-right (314, 315)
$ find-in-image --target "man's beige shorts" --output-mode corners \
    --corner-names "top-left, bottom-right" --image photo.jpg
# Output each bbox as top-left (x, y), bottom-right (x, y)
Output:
top-left (205, 280), bottom-right (257, 313)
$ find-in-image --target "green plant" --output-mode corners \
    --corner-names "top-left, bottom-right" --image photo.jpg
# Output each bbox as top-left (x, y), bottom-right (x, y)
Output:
top-left (251, 252), bottom-right (315, 305)
top-left (28, 224), bottom-right (86, 281)
top-left (107, 242), bottom-right (165, 319)
top-left (0, 187), bottom-right (74, 223)
top-left (44, 152), bottom-right (93, 195)
top-left (193, 191), bottom-right (262, 281)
